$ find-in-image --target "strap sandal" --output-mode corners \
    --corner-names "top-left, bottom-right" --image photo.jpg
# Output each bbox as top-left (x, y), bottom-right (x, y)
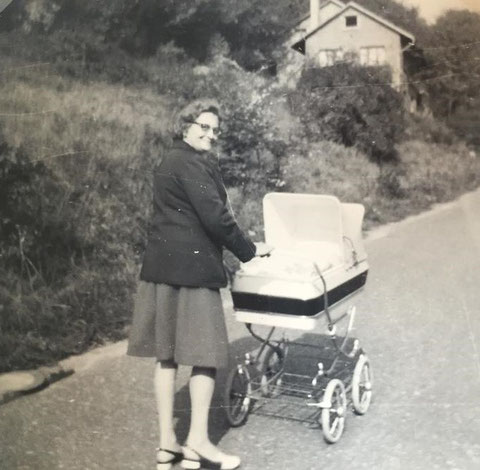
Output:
top-left (156, 448), bottom-right (183, 470)
top-left (180, 445), bottom-right (241, 470)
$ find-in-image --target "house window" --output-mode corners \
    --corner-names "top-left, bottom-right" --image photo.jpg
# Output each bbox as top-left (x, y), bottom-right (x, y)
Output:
top-left (345, 15), bottom-right (358, 27)
top-left (360, 46), bottom-right (386, 66)
top-left (318, 49), bottom-right (344, 67)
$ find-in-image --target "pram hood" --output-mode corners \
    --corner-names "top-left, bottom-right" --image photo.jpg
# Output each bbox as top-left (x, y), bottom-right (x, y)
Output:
top-left (231, 193), bottom-right (368, 317)
top-left (242, 192), bottom-right (366, 276)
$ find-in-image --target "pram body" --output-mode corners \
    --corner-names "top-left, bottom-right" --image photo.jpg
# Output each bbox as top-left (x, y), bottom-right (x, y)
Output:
top-left (224, 193), bottom-right (373, 443)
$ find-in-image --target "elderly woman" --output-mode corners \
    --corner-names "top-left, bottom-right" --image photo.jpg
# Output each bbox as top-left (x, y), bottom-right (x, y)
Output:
top-left (128, 99), bottom-right (269, 470)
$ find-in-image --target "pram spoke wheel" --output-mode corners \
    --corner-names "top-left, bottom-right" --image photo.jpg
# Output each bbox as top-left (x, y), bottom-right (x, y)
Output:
top-left (352, 354), bottom-right (373, 415)
top-left (224, 365), bottom-right (252, 427)
top-left (321, 379), bottom-right (347, 443)
top-left (260, 345), bottom-right (284, 397)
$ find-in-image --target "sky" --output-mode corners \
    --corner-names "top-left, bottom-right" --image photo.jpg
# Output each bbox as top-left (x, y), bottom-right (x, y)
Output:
top-left (400, 0), bottom-right (480, 23)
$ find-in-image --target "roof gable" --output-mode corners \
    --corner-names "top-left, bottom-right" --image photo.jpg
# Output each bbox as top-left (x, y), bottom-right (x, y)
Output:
top-left (321, 0), bottom-right (346, 10)
top-left (304, 1), bottom-right (415, 43)
top-left (292, 0), bottom-right (346, 29)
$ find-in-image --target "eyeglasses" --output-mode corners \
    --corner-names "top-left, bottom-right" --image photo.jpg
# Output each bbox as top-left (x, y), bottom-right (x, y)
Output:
top-left (190, 121), bottom-right (221, 137)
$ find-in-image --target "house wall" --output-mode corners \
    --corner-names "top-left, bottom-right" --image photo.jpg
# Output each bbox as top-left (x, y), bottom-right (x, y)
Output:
top-left (305, 8), bottom-right (404, 87)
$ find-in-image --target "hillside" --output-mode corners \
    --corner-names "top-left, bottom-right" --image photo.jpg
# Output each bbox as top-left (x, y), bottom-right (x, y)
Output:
top-left (1, 0), bottom-right (479, 372)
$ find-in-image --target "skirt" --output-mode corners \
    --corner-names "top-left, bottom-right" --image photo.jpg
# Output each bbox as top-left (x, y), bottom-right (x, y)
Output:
top-left (127, 281), bottom-right (229, 369)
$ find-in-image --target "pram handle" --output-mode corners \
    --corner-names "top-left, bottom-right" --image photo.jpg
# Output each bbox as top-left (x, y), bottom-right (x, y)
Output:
top-left (254, 242), bottom-right (274, 257)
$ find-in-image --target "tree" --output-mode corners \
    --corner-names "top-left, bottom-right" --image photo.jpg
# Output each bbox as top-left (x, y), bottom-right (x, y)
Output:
top-left (289, 63), bottom-right (406, 162)
top-left (218, 0), bottom-right (305, 70)
top-left (419, 10), bottom-right (480, 118)
top-left (0, 0), bottom-right (307, 70)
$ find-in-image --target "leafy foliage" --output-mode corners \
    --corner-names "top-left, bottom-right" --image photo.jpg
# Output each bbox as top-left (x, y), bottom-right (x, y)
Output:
top-left (180, 58), bottom-right (287, 187)
top-left (0, 0), bottom-right (304, 70)
top-left (0, 140), bottom-right (78, 285)
top-left (289, 63), bottom-right (406, 162)
top-left (419, 10), bottom-right (480, 118)
top-left (282, 140), bottom-right (380, 204)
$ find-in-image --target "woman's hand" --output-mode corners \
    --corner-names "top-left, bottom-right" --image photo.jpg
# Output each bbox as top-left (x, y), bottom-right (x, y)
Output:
top-left (254, 242), bottom-right (274, 257)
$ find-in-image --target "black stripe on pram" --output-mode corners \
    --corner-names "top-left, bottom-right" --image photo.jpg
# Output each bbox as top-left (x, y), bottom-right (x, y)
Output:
top-left (231, 270), bottom-right (368, 317)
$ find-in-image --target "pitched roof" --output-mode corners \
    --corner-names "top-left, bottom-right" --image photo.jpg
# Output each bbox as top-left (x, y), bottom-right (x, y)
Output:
top-left (292, 0), bottom-right (346, 29)
top-left (304, 1), bottom-right (415, 43)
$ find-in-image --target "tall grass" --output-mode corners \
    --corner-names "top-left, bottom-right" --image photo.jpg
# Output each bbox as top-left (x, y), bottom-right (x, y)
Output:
top-left (0, 68), bottom-right (171, 161)
top-left (0, 68), bottom-right (173, 372)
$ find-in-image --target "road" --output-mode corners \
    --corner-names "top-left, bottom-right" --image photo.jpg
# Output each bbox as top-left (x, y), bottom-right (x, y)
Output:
top-left (1, 189), bottom-right (480, 470)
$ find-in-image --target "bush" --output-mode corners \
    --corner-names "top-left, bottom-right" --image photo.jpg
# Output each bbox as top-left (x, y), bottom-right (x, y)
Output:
top-left (182, 58), bottom-right (288, 187)
top-left (0, 141), bottom-right (78, 285)
top-left (282, 140), bottom-right (380, 200)
top-left (280, 140), bottom-right (380, 226)
top-left (288, 63), bottom-right (406, 163)
top-left (0, 132), bottom-right (140, 372)
top-left (395, 140), bottom-right (480, 204)
top-left (404, 113), bottom-right (458, 146)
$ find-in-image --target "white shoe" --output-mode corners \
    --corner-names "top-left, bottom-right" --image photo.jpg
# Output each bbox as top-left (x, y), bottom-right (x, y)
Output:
top-left (181, 445), bottom-right (241, 470)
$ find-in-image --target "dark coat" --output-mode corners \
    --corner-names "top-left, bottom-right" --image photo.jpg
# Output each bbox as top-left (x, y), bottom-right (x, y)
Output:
top-left (140, 140), bottom-right (256, 288)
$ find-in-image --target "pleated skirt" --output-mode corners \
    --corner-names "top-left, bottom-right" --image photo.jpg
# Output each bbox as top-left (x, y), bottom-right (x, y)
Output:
top-left (127, 281), bottom-right (229, 369)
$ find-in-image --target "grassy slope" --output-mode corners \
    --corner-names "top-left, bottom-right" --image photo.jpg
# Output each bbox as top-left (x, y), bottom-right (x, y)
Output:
top-left (0, 68), bottom-right (172, 371)
top-left (1, 60), bottom-right (480, 372)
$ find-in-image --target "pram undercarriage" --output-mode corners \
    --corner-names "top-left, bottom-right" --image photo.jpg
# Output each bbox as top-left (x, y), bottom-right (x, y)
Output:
top-left (224, 305), bottom-right (373, 443)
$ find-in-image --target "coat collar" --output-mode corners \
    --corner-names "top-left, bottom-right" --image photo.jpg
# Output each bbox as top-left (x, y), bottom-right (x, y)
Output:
top-left (172, 139), bottom-right (219, 166)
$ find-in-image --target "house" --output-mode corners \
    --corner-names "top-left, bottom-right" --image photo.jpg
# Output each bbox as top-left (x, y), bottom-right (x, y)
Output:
top-left (290, 0), bottom-right (415, 89)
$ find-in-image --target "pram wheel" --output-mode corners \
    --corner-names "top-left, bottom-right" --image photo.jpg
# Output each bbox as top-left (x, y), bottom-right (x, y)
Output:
top-left (260, 344), bottom-right (285, 397)
top-left (321, 379), bottom-right (347, 443)
top-left (224, 364), bottom-right (252, 427)
top-left (351, 354), bottom-right (373, 415)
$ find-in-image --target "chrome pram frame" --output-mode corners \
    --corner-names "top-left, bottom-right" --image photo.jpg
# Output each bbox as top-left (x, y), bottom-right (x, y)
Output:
top-left (223, 263), bottom-right (373, 444)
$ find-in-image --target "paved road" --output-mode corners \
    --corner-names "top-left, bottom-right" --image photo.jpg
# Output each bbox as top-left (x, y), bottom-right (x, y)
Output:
top-left (1, 190), bottom-right (480, 470)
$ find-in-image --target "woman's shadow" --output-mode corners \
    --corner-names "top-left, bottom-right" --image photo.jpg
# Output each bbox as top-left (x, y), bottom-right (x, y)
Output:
top-left (172, 334), bottom-right (260, 446)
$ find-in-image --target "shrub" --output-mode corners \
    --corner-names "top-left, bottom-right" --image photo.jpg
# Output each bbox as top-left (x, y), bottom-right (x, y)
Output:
top-left (404, 113), bottom-right (458, 146)
top-left (0, 132), bottom-right (140, 372)
top-left (288, 63), bottom-right (406, 163)
top-left (182, 58), bottom-right (288, 187)
top-left (0, 141), bottom-right (78, 285)
top-left (281, 140), bottom-right (380, 224)
top-left (371, 139), bottom-right (480, 225)
top-left (395, 140), bottom-right (480, 204)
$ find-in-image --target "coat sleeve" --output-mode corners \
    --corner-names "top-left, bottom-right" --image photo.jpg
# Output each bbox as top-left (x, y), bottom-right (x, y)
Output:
top-left (175, 155), bottom-right (257, 263)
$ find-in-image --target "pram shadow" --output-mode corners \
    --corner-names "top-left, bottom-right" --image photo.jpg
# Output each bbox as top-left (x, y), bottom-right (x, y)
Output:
top-left (282, 332), bottom-right (357, 375)
top-left (172, 332), bottom-right (357, 445)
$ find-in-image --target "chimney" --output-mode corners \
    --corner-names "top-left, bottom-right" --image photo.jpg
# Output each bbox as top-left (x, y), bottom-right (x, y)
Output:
top-left (310, 0), bottom-right (321, 30)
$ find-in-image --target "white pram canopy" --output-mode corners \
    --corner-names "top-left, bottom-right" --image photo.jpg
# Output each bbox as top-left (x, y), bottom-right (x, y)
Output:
top-left (231, 193), bottom-right (368, 324)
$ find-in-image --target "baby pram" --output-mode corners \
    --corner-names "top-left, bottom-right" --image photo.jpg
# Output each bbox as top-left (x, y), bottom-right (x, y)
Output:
top-left (224, 193), bottom-right (373, 443)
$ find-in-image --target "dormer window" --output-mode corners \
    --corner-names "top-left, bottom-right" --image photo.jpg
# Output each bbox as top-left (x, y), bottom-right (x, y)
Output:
top-left (345, 15), bottom-right (358, 27)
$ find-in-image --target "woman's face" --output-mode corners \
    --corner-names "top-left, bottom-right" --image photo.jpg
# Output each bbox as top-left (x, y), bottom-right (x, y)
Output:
top-left (183, 111), bottom-right (219, 152)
